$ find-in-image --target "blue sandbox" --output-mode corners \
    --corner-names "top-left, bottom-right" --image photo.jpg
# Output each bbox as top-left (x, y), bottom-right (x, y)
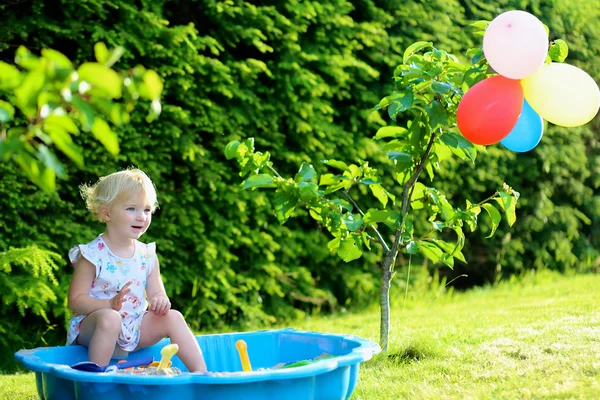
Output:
top-left (14, 328), bottom-right (380, 400)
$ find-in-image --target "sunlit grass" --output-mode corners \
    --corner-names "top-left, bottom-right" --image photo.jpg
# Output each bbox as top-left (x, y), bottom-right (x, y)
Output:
top-left (294, 270), bottom-right (600, 399)
top-left (3, 270), bottom-right (600, 399)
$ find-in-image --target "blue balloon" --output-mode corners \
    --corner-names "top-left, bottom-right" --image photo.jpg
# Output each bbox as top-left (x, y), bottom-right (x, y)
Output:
top-left (501, 99), bottom-right (544, 152)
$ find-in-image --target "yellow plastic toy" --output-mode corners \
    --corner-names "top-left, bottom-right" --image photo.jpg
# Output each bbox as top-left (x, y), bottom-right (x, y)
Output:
top-left (235, 340), bottom-right (252, 372)
top-left (157, 343), bottom-right (179, 371)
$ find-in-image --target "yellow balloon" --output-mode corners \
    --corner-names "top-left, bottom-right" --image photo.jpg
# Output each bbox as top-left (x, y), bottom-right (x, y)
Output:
top-left (521, 63), bottom-right (600, 127)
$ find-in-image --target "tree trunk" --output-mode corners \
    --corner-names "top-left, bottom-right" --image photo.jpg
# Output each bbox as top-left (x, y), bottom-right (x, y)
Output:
top-left (379, 251), bottom-right (394, 352)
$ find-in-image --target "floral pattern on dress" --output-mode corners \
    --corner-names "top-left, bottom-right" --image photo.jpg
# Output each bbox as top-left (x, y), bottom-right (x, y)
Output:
top-left (66, 235), bottom-right (156, 352)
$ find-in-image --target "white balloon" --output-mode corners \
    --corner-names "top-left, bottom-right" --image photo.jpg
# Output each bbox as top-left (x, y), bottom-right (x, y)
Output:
top-left (483, 10), bottom-right (548, 80)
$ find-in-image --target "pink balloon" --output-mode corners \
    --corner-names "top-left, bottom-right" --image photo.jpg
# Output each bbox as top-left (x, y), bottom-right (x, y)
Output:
top-left (483, 10), bottom-right (548, 79)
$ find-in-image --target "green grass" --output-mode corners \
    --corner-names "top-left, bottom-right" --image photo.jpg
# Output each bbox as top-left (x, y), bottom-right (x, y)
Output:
top-left (3, 271), bottom-right (600, 399)
top-left (296, 271), bottom-right (600, 399)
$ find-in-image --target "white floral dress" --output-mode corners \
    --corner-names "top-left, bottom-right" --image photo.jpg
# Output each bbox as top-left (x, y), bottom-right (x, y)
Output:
top-left (66, 234), bottom-right (156, 352)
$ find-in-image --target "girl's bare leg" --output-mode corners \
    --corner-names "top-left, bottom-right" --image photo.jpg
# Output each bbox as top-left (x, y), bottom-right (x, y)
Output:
top-left (136, 309), bottom-right (207, 372)
top-left (76, 309), bottom-right (122, 366)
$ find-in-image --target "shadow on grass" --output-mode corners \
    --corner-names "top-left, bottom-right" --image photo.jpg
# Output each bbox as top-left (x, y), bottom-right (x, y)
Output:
top-left (363, 340), bottom-right (441, 369)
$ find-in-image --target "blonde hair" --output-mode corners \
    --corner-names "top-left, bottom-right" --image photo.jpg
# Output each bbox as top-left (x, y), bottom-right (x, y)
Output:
top-left (80, 168), bottom-right (159, 222)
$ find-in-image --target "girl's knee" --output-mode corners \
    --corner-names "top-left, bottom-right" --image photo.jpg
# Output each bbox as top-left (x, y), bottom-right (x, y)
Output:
top-left (96, 309), bottom-right (122, 332)
top-left (166, 309), bottom-right (184, 324)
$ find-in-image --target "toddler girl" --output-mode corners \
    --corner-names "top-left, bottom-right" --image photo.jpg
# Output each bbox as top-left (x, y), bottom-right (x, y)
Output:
top-left (67, 168), bottom-right (207, 372)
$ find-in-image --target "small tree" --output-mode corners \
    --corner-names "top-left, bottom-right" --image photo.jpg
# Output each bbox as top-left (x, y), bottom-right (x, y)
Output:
top-left (0, 43), bottom-right (163, 192)
top-left (225, 39), bottom-right (522, 352)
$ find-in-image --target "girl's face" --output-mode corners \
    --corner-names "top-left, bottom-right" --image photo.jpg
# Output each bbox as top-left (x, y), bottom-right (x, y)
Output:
top-left (104, 191), bottom-right (153, 240)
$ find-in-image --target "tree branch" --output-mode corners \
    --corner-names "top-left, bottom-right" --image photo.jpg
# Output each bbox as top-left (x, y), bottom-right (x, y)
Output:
top-left (401, 128), bottom-right (439, 214)
top-left (343, 189), bottom-right (391, 253)
top-left (385, 128), bottom-right (441, 272)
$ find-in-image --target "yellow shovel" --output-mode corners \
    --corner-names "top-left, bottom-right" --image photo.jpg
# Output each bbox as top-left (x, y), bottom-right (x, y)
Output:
top-left (156, 343), bottom-right (179, 370)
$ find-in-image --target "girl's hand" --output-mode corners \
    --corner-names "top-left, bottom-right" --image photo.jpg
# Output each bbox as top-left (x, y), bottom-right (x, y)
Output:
top-left (150, 294), bottom-right (171, 315)
top-left (110, 281), bottom-right (132, 311)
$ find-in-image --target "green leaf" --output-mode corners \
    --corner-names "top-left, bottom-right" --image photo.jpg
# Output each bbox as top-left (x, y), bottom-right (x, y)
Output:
top-left (433, 239), bottom-right (465, 262)
top-left (295, 162), bottom-right (316, 183)
top-left (43, 118), bottom-right (84, 168)
top-left (425, 101), bottom-right (447, 130)
top-left (14, 152), bottom-right (56, 192)
top-left (331, 199), bottom-right (353, 213)
top-left (319, 173), bottom-right (340, 186)
top-left (406, 241), bottom-right (419, 254)
top-left (432, 81), bottom-right (453, 94)
top-left (389, 91), bottom-right (414, 113)
top-left (142, 70), bottom-right (163, 100)
top-left (377, 96), bottom-right (389, 109)
top-left (362, 231), bottom-right (371, 250)
top-left (328, 237), bottom-right (341, 253)
top-left (388, 151), bottom-right (411, 164)
top-left (441, 133), bottom-right (474, 149)
top-left (374, 126), bottom-right (408, 140)
top-left (14, 70), bottom-right (45, 117)
top-left (369, 184), bottom-right (388, 208)
top-left (322, 159), bottom-right (350, 172)
top-left (470, 20), bottom-right (489, 30)
top-left (243, 174), bottom-right (275, 189)
top-left (90, 118), bottom-right (119, 155)
top-left (41, 49), bottom-right (73, 72)
top-left (273, 190), bottom-right (298, 224)
top-left (361, 178), bottom-right (380, 185)
top-left (0, 100), bottom-right (15, 122)
top-left (309, 207), bottom-right (323, 222)
top-left (15, 46), bottom-right (40, 70)
top-left (440, 253), bottom-right (455, 269)
top-left (299, 181), bottom-right (319, 201)
top-left (363, 209), bottom-right (392, 224)
top-left (225, 141), bottom-right (241, 160)
top-left (481, 203), bottom-right (501, 238)
top-left (77, 62), bottom-right (122, 99)
top-left (0, 61), bottom-right (22, 90)
top-left (382, 210), bottom-right (401, 229)
top-left (419, 241), bottom-right (443, 264)
top-left (549, 39), bottom-right (569, 62)
top-left (37, 145), bottom-right (66, 179)
top-left (438, 197), bottom-right (455, 221)
top-left (327, 210), bottom-right (343, 233)
top-left (71, 96), bottom-right (96, 131)
top-left (426, 163), bottom-right (435, 180)
top-left (342, 214), bottom-right (363, 231)
top-left (94, 42), bottom-right (109, 64)
top-left (403, 41), bottom-right (433, 64)
top-left (44, 115), bottom-right (78, 134)
top-left (495, 191), bottom-right (517, 227)
top-left (432, 221), bottom-right (445, 231)
top-left (104, 46), bottom-right (125, 68)
top-left (337, 236), bottom-right (362, 262)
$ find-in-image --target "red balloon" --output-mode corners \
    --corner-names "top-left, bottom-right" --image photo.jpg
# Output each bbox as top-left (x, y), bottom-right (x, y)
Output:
top-left (457, 75), bottom-right (524, 145)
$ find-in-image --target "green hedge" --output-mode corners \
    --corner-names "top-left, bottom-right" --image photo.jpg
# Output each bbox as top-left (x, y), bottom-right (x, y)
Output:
top-left (0, 0), bottom-right (598, 372)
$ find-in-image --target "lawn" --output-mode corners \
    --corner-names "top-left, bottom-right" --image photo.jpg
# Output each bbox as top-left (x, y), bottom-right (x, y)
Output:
top-left (3, 271), bottom-right (599, 399)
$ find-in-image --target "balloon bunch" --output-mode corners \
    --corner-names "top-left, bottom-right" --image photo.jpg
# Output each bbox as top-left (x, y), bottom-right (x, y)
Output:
top-left (457, 10), bottom-right (600, 152)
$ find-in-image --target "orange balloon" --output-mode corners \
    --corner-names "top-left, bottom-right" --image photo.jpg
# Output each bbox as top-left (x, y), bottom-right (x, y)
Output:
top-left (457, 76), bottom-right (524, 145)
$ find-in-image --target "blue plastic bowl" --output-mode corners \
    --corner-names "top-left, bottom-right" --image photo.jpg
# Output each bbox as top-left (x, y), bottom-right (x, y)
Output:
top-left (14, 328), bottom-right (380, 400)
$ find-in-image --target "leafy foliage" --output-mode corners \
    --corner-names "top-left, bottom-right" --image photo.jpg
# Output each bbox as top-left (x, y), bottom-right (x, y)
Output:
top-left (0, 246), bottom-right (62, 370)
top-left (0, 43), bottom-right (163, 191)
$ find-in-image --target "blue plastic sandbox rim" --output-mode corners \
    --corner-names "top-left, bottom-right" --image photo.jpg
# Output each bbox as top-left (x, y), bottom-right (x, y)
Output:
top-left (14, 328), bottom-right (381, 385)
